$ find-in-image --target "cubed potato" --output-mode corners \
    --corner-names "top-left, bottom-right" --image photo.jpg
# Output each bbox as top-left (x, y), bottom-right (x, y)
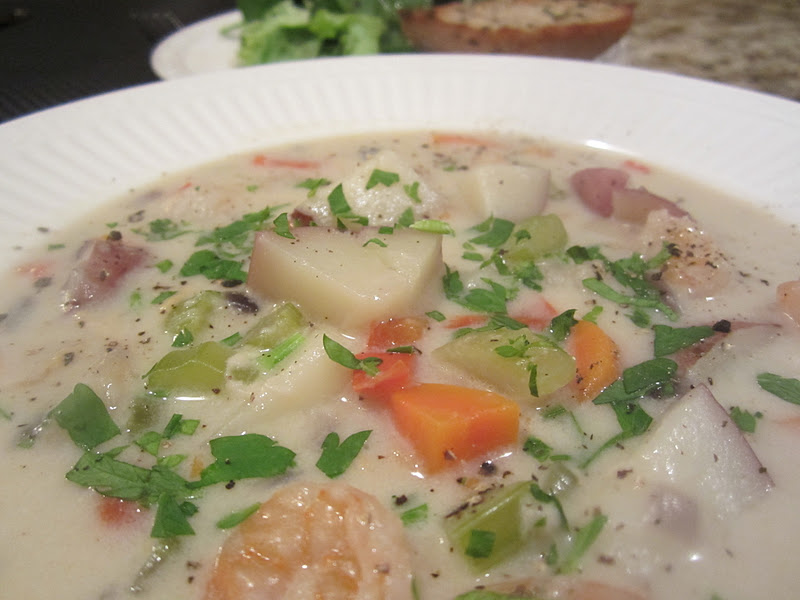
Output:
top-left (225, 329), bottom-right (351, 421)
top-left (248, 226), bottom-right (444, 329)
top-left (636, 385), bottom-right (772, 519)
top-left (457, 164), bottom-right (550, 221)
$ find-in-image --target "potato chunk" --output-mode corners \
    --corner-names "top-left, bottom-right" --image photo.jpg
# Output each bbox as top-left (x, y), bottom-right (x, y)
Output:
top-left (248, 227), bottom-right (443, 329)
top-left (457, 163), bottom-right (550, 221)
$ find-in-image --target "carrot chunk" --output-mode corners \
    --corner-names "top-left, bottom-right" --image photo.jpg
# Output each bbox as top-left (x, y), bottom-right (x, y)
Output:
top-left (252, 154), bottom-right (321, 169)
top-left (352, 352), bottom-right (416, 403)
top-left (390, 383), bottom-right (520, 472)
top-left (568, 320), bottom-right (621, 402)
top-left (367, 316), bottom-right (428, 350)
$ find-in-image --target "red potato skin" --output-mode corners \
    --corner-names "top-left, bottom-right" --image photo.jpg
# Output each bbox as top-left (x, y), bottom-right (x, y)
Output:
top-left (400, 1), bottom-right (635, 59)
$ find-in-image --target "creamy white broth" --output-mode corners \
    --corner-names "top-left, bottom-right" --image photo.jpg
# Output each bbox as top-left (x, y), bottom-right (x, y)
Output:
top-left (1, 131), bottom-right (800, 600)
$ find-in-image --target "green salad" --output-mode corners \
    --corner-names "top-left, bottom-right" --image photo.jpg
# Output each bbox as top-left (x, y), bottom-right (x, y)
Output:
top-left (235, 0), bottom-right (431, 64)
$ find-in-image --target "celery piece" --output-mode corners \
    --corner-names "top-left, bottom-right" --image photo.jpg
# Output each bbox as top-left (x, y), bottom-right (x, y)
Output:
top-left (164, 291), bottom-right (222, 339)
top-left (145, 341), bottom-right (233, 398)
top-left (240, 302), bottom-right (306, 351)
top-left (502, 214), bottom-right (567, 267)
top-left (433, 328), bottom-right (575, 401)
top-left (540, 462), bottom-right (578, 497)
top-left (445, 482), bottom-right (530, 571)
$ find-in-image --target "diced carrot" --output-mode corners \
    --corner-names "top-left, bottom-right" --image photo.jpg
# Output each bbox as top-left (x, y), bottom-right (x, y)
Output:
top-left (514, 297), bottom-right (558, 331)
top-left (430, 133), bottom-right (499, 147)
top-left (567, 320), bottom-right (621, 402)
top-left (444, 315), bottom-right (488, 329)
top-left (367, 316), bottom-right (428, 350)
top-left (352, 352), bottom-right (417, 402)
top-left (252, 155), bottom-right (321, 169)
top-left (177, 181), bottom-right (193, 192)
top-left (97, 496), bottom-right (144, 528)
top-left (390, 383), bottom-right (520, 472)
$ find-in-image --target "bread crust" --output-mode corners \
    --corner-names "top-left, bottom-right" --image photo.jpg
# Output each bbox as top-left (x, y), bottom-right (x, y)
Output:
top-left (400, 0), bottom-right (635, 59)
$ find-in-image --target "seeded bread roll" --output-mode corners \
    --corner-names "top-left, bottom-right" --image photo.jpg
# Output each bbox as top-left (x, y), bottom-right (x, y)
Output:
top-left (400, 0), bottom-right (635, 59)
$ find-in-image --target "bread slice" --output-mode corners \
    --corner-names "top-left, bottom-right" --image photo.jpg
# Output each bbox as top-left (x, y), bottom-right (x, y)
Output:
top-left (400, 0), bottom-right (635, 59)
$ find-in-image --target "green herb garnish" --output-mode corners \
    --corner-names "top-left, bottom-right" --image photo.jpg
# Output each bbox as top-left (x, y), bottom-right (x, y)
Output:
top-left (653, 324), bottom-right (715, 357)
top-left (316, 430), bottom-right (372, 478)
top-left (757, 372), bottom-right (800, 405)
top-left (322, 334), bottom-right (382, 375)
top-left (216, 503), bottom-right (261, 529)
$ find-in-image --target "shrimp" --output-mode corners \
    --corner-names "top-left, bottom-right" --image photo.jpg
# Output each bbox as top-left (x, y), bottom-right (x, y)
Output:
top-left (205, 481), bottom-right (414, 600)
top-left (475, 576), bottom-right (648, 600)
top-left (640, 211), bottom-right (730, 301)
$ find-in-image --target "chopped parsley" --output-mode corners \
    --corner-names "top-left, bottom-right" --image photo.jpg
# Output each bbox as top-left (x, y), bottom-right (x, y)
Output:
top-left (50, 383), bottom-right (121, 450)
top-left (328, 183), bottom-right (368, 227)
top-left (400, 503), bottom-right (429, 526)
top-left (729, 406), bottom-right (762, 433)
top-left (315, 430), bottom-right (372, 478)
top-left (53, 385), bottom-right (296, 538)
top-left (757, 372), bottom-right (800, 405)
top-left (366, 168), bottom-right (400, 189)
top-left (322, 334), bottom-right (382, 376)
top-left (653, 324), bottom-right (715, 357)
top-left (569, 244), bottom-right (677, 324)
top-left (151, 290), bottom-right (178, 305)
top-left (134, 218), bottom-right (192, 242)
top-left (216, 503), bottom-right (261, 529)
top-left (296, 177), bottom-right (331, 197)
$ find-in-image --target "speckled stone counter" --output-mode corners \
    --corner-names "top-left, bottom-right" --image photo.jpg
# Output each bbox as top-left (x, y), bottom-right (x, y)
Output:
top-left (612, 0), bottom-right (800, 101)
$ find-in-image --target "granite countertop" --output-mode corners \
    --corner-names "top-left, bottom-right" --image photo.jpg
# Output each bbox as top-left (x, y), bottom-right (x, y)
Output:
top-left (617, 0), bottom-right (800, 101)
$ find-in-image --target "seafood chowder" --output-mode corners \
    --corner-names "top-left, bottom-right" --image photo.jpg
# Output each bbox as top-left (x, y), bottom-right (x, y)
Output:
top-left (1, 131), bottom-right (800, 600)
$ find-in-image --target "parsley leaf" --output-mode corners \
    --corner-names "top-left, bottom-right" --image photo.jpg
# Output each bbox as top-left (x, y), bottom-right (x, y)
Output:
top-left (216, 503), bottom-right (261, 529)
top-left (400, 503), bottom-right (428, 526)
top-left (469, 217), bottom-right (514, 248)
top-left (50, 383), bottom-right (121, 450)
top-left (757, 372), bottom-right (800, 405)
top-left (571, 244), bottom-right (677, 324)
top-left (195, 434), bottom-right (296, 488)
top-left (366, 169), bottom-right (400, 189)
top-left (404, 181), bottom-right (421, 203)
top-left (322, 334), bottom-right (382, 375)
top-left (179, 250), bottom-right (247, 282)
top-left (195, 206), bottom-right (275, 256)
top-left (559, 513), bottom-right (607, 574)
top-left (296, 177), bottom-right (331, 198)
top-left (315, 430), bottom-right (372, 478)
top-left (523, 436), bottom-right (553, 462)
top-left (730, 406), bottom-right (761, 433)
top-left (151, 493), bottom-right (196, 537)
top-left (134, 218), bottom-right (191, 242)
top-left (653, 324), bottom-right (715, 357)
top-left (328, 183), bottom-right (368, 227)
top-left (272, 212), bottom-right (295, 239)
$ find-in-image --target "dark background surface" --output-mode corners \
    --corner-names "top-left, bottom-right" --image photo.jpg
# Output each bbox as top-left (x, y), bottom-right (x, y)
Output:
top-left (0, 0), bottom-right (235, 123)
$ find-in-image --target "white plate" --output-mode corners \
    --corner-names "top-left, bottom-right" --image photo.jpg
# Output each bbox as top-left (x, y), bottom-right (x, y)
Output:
top-left (149, 9), bottom-right (627, 80)
top-left (150, 10), bottom-right (243, 80)
top-left (2, 54), bottom-right (799, 268)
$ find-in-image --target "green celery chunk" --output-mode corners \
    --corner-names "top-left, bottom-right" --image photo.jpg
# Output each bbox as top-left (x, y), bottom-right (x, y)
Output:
top-left (164, 291), bottom-right (222, 339)
top-left (433, 328), bottom-right (575, 401)
top-left (145, 341), bottom-right (233, 398)
top-left (445, 482), bottom-right (530, 571)
top-left (502, 214), bottom-right (567, 267)
top-left (240, 302), bottom-right (306, 351)
top-left (540, 462), bottom-right (578, 497)
top-left (229, 303), bottom-right (308, 382)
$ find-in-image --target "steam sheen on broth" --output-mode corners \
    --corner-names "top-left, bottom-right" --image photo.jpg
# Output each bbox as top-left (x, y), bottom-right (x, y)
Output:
top-left (1, 131), bottom-right (799, 600)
